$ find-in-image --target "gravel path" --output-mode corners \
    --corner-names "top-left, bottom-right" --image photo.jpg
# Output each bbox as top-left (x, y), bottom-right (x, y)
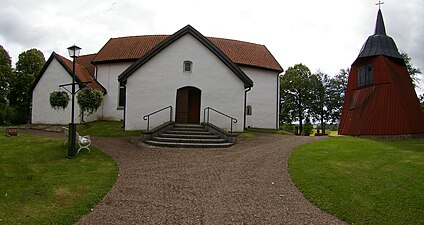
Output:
top-left (23, 130), bottom-right (344, 224)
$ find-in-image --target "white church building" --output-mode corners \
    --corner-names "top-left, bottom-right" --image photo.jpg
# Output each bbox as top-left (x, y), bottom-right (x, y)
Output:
top-left (31, 25), bottom-right (283, 132)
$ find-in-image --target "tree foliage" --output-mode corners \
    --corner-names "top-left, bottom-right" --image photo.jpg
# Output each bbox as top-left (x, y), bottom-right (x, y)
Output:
top-left (419, 94), bottom-right (424, 111)
top-left (401, 52), bottom-right (422, 87)
top-left (7, 49), bottom-right (45, 124)
top-left (77, 88), bottom-right (104, 117)
top-left (280, 64), bottom-right (316, 134)
top-left (280, 66), bottom-right (349, 134)
top-left (49, 91), bottom-right (70, 110)
top-left (309, 71), bottom-right (330, 132)
top-left (0, 45), bottom-right (13, 124)
top-left (0, 45), bottom-right (12, 105)
top-left (326, 69), bottom-right (349, 124)
top-left (8, 49), bottom-right (45, 107)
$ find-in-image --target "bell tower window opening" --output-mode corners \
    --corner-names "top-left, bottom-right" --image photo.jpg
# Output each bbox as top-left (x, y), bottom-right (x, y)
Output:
top-left (358, 64), bottom-right (373, 87)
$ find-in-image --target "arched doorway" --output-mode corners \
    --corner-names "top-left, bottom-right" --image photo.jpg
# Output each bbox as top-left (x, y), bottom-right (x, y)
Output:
top-left (176, 87), bottom-right (201, 124)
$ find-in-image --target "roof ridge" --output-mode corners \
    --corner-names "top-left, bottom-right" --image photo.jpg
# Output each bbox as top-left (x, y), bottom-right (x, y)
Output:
top-left (207, 36), bottom-right (265, 46)
top-left (110, 34), bottom-right (169, 40)
top-left (78, 53), bottom-right (97, 57)
top-left (109, 34), bottom-right (265, 47)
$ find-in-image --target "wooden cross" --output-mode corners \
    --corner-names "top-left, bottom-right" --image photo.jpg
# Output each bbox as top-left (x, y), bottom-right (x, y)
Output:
top-left (375, 0), bottom-right (384, 9)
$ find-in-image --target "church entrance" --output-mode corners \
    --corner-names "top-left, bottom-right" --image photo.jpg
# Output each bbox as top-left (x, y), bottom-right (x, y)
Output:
top-left (175, 87), bottom-right (201, 124)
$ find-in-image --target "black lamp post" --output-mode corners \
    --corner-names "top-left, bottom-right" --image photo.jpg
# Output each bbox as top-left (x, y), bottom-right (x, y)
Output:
top-left (67, 45), bottom-right (81, 158)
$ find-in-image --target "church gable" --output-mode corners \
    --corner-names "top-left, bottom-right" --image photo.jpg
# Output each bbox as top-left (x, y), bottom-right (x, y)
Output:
top-left (118, 25), bottom-right (253, 88)
top-left (123, 31), bottom-right (247, 131)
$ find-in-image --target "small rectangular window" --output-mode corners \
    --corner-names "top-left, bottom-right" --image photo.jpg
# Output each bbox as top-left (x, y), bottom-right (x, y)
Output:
top-left (357, 64), bottom-right (373, 87)
top-left (118, 84), bottom-right (125, 107)
top-left (246, 105), bottom-right (252, 115)
top-left (183, 61), bottom-right (192, 72)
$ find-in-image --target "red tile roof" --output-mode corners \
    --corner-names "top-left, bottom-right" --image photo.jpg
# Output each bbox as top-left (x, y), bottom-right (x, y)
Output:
top-left (76, 54), bottom-right (97, 76)
top-left (56, 54), bottom-right (105, 92)
top-left (93, 35), bottom-right (282, 72)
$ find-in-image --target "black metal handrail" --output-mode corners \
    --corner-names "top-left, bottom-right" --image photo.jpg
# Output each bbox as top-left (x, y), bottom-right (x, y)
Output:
top-left (203, 107), bottom-right (237, 133)
top-left (143, 106), bottom-right (173, 131)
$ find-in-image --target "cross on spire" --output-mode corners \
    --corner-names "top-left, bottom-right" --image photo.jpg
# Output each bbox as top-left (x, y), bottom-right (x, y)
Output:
top-left (375, 0), bottom-right (384, 9)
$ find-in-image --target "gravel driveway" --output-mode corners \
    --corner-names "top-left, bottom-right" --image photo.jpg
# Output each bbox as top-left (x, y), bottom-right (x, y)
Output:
top-left (24, 130), bottom-right (344, 224)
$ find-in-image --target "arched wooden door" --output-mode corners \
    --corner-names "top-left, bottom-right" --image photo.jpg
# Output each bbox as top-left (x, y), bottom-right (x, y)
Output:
top-left (176, 87), bottom-right (201, 124)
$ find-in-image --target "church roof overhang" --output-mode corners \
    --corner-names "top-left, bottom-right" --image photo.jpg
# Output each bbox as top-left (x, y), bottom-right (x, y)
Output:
top-left (118, 25), bottom-right (254, 88)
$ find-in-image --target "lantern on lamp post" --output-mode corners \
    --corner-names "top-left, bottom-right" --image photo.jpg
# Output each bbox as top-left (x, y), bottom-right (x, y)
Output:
top-left (67, 45), bottom-right (81, 158)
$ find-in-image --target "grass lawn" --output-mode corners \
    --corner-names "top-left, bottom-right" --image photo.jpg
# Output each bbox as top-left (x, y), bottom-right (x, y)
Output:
top-left (238, 128), bottom-right (294, 138)
top-left (0, 133), bottom-right (118, 224)
top-left (289, 136), bottom-right (424, 224)
top-left (310, 129), bottom-right (339, 136)
top-left (76, 121), bottom-right (141, 137)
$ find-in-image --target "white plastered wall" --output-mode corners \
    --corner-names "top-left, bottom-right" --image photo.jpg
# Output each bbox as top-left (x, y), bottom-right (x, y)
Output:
top-left (242, 66), bottom-right (280, 129)
top-left (95, 62), bottom-right (132, 121)
top-left (125, 34), bottom-right (246, 132)
top-left (32, 58), bottom-right (98, 124)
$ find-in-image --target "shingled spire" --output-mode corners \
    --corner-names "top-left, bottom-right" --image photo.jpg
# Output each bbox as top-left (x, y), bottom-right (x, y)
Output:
top-left (357, 9), bottom-right (402, 59)
top-left (374, 9), bottom-right (386, 35)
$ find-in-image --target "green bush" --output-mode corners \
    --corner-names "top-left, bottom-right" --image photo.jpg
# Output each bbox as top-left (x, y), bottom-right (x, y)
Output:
top-left (77, 88), bottom-right (103, 116)
top-left (281, 123), bottom-right (295, 133)
top-left (49, 91), bottom-right (70, 110)
top-left (303, 118), bottom-right (313, 135)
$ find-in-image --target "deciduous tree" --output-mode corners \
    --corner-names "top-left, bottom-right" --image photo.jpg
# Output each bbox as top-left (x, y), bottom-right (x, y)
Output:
top-left (309, 71), bottom-right (330, 133)
top-left (401, 52), bottom-right (422, 87)
top-left (326, 68), bottom-right (349, 124)
top-left (0, 45), bottom-right (12, 104)
top-left (8, 48), bottom-right (45, 123)
top-left (0, 45), bottom-right (12, 124)
top-left (280, 64), bottom-right (316, 134)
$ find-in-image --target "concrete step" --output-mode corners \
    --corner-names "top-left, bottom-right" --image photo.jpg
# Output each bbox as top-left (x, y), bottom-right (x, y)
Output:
top-left (165, 130), bottom-right (212, 135)
top-left (143, 123), bottom-right (234, 148)
top-left (144, 140), bottom-right (234, 148)
top-left (173, 124), bottom-right (204, 129)
top-left (152, 136), bottom-right (227, 143)
top-left (159, 133), bottom-right (221, 139)
top-left (171, 127), bottom-right (207, 132)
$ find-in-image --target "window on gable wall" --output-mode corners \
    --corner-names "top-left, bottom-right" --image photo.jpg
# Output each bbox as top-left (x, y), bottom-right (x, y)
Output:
top-left (118, 84), bottom-right (125, 108)
top-left (357, 64), bottom-right (373, 87)
top-left (246, 105), bottom-right (252, 115)
top-left (183, 61), bottom-right (193, 73)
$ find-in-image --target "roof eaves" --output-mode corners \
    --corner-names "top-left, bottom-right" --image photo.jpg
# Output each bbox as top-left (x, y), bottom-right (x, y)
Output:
top-left (118, 25), bottom-right (254, 88)
top-left (92, 38), bottom-right (114, 64)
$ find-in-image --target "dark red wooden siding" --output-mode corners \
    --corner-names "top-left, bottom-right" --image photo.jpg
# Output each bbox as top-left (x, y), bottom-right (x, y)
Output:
top-left (339, 55), bottom-right (424, 136)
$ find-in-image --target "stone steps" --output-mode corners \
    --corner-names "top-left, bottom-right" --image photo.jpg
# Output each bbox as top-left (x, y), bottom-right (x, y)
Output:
top-left (144, 140), bottom-right (234, 148)
top-left (143, 123), bottom-right (234, 148)
top-left (152, 136), bottom-right (227, 143)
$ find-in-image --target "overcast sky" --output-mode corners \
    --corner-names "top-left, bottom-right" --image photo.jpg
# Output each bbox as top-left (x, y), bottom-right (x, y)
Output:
top-left (1, 0), bottom-right (423, 93)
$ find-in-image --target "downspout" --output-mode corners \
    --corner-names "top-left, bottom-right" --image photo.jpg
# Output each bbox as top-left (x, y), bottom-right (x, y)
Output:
top-left (94, 64), bottom-right (104, 119)
top-left (276, 70), bottom-right (283, 129)
top-left (94, 65), bottom-right (98, 80)
top-left (276, 72), bottom-right (280, 129)
top-left (244, 87), bottom-right (252, 130)
top-left (122, 83), bottom-right (126, 129)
